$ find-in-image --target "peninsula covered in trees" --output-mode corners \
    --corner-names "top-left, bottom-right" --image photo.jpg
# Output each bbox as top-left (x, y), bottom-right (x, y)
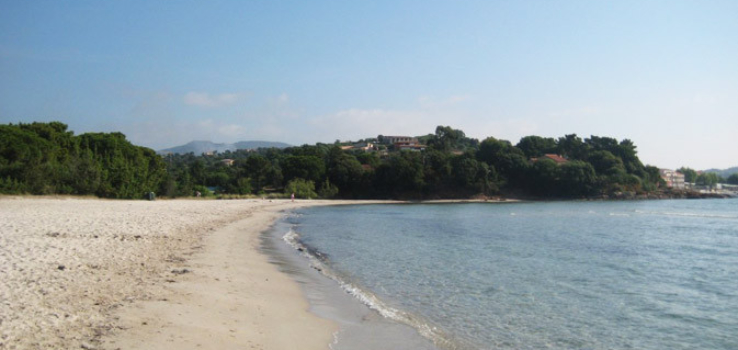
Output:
top-left (0, 121), bottom-right (715, 200)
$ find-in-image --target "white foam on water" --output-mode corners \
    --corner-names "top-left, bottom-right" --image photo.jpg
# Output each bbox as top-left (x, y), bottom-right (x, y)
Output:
top-left (282, 227), bottom-right (459, 350)
top-left (634, 210), bottom-right (738, 219)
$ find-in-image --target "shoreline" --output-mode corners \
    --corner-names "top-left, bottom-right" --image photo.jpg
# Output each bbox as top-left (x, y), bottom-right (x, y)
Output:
top-left (264, 211), bottom-right (442, 350)
top-left (3, 195), bottom-right (727, 349)
top-left (104, 199), bottom-right (347, 350)
top-left (0, 197), bottom-right (396, 349)
top-left (3, 196), bottom-right (734, 349)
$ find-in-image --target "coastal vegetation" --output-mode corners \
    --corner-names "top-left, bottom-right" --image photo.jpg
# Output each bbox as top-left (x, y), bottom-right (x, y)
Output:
top-left (0, 122), bottom-right (166, 198)
top-left (1, 121), bottom-right (731, 200)
top-left (677, 166), bottom-right (735, 189)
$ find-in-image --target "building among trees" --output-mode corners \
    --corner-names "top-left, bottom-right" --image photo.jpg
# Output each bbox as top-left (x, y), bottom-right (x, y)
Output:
top-left (378, 135), bottom-right (418, 145)
top-left (660, 169), bottom-right (686, 189)
top-left (530, 154), bottom-right (569, 165)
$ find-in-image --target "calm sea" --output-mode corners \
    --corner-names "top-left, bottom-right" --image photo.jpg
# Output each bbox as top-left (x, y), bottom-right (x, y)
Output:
top-left (282, 199), bottom-right (738, 349)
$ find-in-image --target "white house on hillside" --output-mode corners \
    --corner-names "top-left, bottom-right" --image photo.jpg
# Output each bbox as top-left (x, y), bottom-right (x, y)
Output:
top-left (660, 169), bottom-right (686, 189)
top-left (378, 135), bottom-right (418, 145)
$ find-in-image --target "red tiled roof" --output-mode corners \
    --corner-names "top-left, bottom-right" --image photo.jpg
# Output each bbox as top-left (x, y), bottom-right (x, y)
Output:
top-left (530, 154), bottom-right (568, 164)
top-left (542, 154), bottom-right (568, 163)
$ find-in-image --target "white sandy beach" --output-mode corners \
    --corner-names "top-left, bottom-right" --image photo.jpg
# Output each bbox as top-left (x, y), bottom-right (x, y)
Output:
top-left (0, 197), bottom-right (365, 350)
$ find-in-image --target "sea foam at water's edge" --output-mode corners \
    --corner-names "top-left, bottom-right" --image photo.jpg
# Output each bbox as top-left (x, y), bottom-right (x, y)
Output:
top-left (281, 226), bottom-right (463, 350)
top-left (262, 216), bottom-right (442, 350)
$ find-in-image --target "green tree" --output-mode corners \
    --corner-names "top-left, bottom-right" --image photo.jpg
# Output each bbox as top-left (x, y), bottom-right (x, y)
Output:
top-left (696, 173), bottom-right (719, 189)
top-left (642, 165), bottom-right (665, 192)
top-left (206, 170), bottom-right (230, 190)
top-left (613, 139), bottom-right (644, 174)
top-left (374, 152), bottom-right (425, 198)
top-left (556, 134), bottom-right (587, 160)
top-left (285, 178), bottom-right (317, 199)
top-left (76, 132), bottom-right (166, 198)
top-left (240, 155), bottom-right (272, 192)
top-left (0, 124), bottom-right (55, 194)
top-left (678, 167), bottom-right (698, 183)
top-left (234, 177), bottom-right (253, 195)
top-left (477, 162), bottom-right (498, 195)
top-left (429, 125), bottom-right (465, 152)
top-left (727, 173), bottom-right (738, 185)
top-left (422, 149), bottom-right (452, 193)
top-left (477, 137), bottom-right (528, 185)
top-left (66, 149), bottom-right (102, 194)
top-left (0, 123), bottom-right (166, 198)
top-left (326, 147), bottom-right (363, 197)
top-left (450, 155), bottom-right (481, 191)
top-left (318, 179), bottom-right (339, 198)
top-left (585, 136), bottom-right (619, 153)
top-left (517, 136), bottom-right (557, 158)
top-left (356, 152), bottom-right (380, 168)
top-left (559, 160), bottom-right (597, 196)
top-left (528, 159), bottom-right (560, 196)
top-left (281, 155), bottom-right (325, 184)
top-left (587, 150), bottom-right (626, 177)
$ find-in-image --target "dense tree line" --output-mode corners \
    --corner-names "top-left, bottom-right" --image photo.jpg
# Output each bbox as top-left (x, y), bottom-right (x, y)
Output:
top-left (154, 125), bottom-right (666, 199)
top-left (2, 122), bottom-right (671, 199)
top-left (729, 174), bottom-right (738, 185)
top-left (0, 122), bottom-right (166, 198)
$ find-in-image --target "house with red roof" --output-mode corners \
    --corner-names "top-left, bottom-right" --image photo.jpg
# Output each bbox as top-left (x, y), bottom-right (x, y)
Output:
top-left (530, 154), bottom-right (568, 164)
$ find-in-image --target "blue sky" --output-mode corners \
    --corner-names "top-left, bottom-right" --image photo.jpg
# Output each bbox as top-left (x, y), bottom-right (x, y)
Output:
top-left (1, 1), bottom-right (736, 170)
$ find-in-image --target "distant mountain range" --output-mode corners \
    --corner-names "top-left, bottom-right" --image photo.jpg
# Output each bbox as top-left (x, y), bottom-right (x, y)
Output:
top-left (704, 166), bottom-right (738, 178)
top-left (158, 140), bottom-right (291, 155)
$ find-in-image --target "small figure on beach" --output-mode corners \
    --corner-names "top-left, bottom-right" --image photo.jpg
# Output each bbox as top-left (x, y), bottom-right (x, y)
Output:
top-left (291, 192), bottom-right (295, 202)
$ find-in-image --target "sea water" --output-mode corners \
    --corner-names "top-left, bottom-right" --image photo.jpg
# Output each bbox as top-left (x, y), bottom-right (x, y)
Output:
top-left (280, 199), bottom-right (738, 349)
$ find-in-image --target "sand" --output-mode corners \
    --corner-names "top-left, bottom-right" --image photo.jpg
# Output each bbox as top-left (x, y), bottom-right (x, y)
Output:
top-left (0, 197), bottom-right (363, 350)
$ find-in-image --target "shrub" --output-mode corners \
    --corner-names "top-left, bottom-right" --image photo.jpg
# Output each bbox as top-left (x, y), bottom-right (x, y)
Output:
top-left (318, 179), bottom-right (339, 198)
top-left (285, 178), bottom-right (317, 199)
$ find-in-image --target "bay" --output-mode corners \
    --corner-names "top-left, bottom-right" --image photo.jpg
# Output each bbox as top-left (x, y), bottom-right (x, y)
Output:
top-left (285, 199), bottom-right (738, 349)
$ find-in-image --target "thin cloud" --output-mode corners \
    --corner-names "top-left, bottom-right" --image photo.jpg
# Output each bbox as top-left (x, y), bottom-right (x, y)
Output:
top-left (121, 118), bottom-right (254, 150)
top-left (475, 119), bottom-right (541, 143)
top-left (418, 95), bottom-right (473, 109)
top-left (218, 124), bottom-right (247, 137)
top-left (276, 93), bottom-right (289, 104)
top-left (183, 92), bottom-right (246, 108)
top-left (310, 108), bottom-right (428, 141)
top-left (306, 94), bottom-right (482, 143)
top-left (548, 106), bottom-right (602, 118)
top-left (196, 119), bottom-right (248, 139)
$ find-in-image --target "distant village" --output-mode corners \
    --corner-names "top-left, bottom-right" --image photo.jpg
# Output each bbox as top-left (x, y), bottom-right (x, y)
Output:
top-left (337, 135), bottom-right (427, 153)
top-left (658, 169), bottom-right (738, 195)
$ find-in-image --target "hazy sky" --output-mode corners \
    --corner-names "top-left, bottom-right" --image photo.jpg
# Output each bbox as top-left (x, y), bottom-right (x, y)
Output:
top-left (1, 1), bottom-right (736, 170)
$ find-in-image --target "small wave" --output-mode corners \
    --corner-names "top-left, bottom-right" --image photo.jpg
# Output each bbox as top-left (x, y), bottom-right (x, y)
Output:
top-left (283, 212), bottom-right (305, 224)
top-left (282, 228), bottom-right (302, 250)
top-left (609, 213), bottom-right (630, 217)
top-left (282, 227), bottom-right (458, 350)
top-left (635, 210), bottom-right (738, 219)
top-left (282, 228), bottom-right (329, 265)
